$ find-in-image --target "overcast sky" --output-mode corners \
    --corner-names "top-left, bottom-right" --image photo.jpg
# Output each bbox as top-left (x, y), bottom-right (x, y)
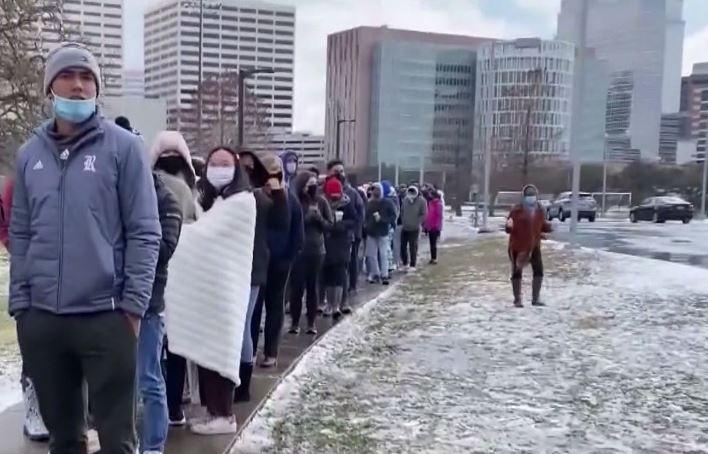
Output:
top-left (123, 0), bottom-right (708, 134)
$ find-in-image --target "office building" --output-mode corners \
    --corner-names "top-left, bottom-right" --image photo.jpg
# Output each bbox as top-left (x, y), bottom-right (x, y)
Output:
top-left (325, 26), bottom-right (490, 170)
top-left (123, 69), bottom-right (145, 97)
top-left (475, 38), bottom-right (574, 160)
top-left (557, 0), bottom-right (685, 160)
top-left (681, 63), bottom-right (708, 160)
top-left (49, 0), bottom-right (124, 96)
top-left (250, 132), bottom-right (325, 166)
top-left (144, 0), bottom-right (295, 145)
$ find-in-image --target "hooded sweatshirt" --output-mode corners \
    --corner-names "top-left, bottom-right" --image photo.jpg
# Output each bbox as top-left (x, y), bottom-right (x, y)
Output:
top-left (293, 171), bottom-right (333, 256)
top-left (279, 150), bottom-right (299, 188)
top-left (149, 131), bottom-right (198, 224)
top-left (365, 183), bottom-right (397, 238)
top-left (400, 186), bottom-right (428, 231)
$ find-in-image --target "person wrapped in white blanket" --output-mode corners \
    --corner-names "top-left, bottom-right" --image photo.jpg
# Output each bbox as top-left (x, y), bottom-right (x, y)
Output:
top-left (164, 146), bottom-right (287, 435)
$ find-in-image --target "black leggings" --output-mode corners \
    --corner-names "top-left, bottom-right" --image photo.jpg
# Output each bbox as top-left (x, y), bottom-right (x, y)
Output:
top-left (428, 230), bottom-right (440, 261)
top-left (510, 246), bottom-right (544, 280)
top-left (251, 260), bottom-right (292, 358)
top-left (289, 253), bottom-right (324, 326)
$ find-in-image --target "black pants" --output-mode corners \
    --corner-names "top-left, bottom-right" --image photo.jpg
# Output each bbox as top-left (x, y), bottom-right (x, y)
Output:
top-left (290, 253), bottom-right (324, 326)
top-left (428, 230), bottom-right (441, 261)
top-left (251, 260), bottom-right (291, 358)
top-left (164, 344), bottom-right (186, 421)
top-left (510, 246), bottom-right (544, 280)
top-left (348, 238), bottom-right (361, 290)
top-left (17, 309), bottom-right (138, 454)
top-left (400, 229), bottom-right (420, 267)
top-left (197, 366), bottom-right (235, 417)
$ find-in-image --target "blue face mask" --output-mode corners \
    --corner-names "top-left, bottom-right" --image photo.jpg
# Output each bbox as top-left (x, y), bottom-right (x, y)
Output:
top-left (52, 93), bottom-right (96, 123)
top-left (524, 195), bottom-right (537, 207)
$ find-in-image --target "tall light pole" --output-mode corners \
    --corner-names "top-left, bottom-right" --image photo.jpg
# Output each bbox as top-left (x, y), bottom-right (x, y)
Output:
top-left (481, 40), bottom-right (496, 232)
top-left (601, 133), bottom-right (609, 216)
top-left (335, 118), bottom-right (355, 159)
top-left (569, 0), bottom-right (589, 243)
top-left (701, 149), bottom-right (708, 218)
top-left (238, 67), bottom-right (275, 147)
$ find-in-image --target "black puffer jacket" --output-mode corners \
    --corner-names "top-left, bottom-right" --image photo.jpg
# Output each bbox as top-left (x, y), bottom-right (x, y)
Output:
top-left (324, 195), bottom-right (357, 265)
top-left (252, 188), bottom-right (288, 285)
top-left (293, 171), bottom-right (333, 256)
top-left (149, 173), bottom-right (183, 314)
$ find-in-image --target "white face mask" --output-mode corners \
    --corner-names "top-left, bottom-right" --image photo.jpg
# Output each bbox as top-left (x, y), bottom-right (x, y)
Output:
top-left (286, 162), bottom-right (297, 173)
top-left (206, 166), bottom-right (234, 190)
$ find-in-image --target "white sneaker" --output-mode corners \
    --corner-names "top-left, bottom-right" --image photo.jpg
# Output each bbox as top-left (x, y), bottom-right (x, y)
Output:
top-left (144, 451), bottom-right (163, 454)
top-left (23, 381), bottom-right (49, 441)
top-left (409, 266), bottom-right (417, 272)
top-left (87, 429), bottom-right (100, 453)
top-left (190, 416), bottom-right (237, 435)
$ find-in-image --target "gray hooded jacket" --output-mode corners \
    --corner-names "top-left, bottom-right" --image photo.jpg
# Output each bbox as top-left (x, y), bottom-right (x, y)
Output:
top-left (9, 114), bottom-right (161, 317)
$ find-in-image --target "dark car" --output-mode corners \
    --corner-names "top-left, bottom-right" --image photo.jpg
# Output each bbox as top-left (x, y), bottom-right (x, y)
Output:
top-left (629, 196), bottom-right (694, 224)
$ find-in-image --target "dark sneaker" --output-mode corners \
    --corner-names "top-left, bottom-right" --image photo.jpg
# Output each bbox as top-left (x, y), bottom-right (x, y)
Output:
top-left (429, 259), bottom-right (438, 265)
top-left (288, 325), bottom-right (300, 334)
top-left (382, 278), bottom-right (390, 286)
top-left (513, 301), bottom-right (524, 308)
top-left (169, 411), bottom-right (187, 427)
top-left (306, 325), bottom-right (318, 335)
top-left (532, 301), bottom-right (546, 307)
top-left (333, 310), bottom-right (342, 320)
top-left (341, 305), bottom-right (352, 315)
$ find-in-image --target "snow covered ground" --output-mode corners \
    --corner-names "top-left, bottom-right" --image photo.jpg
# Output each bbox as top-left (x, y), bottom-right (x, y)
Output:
top-left (233, 237), bottom-right (708, 454)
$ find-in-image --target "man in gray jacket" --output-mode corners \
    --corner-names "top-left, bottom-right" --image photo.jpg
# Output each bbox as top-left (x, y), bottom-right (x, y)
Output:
top-left (10, 43), bottom-right (161, 454)
top-left (400, 185), bottom-right (427, 270)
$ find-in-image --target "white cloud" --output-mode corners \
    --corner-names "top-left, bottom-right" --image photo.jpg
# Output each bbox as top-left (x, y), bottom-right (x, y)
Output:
top-left (683, 25), bottom-right (708, 75)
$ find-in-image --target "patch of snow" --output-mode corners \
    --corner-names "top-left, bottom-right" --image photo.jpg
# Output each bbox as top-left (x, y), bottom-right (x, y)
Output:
top-left (233, 238), bottom-right (708, 453)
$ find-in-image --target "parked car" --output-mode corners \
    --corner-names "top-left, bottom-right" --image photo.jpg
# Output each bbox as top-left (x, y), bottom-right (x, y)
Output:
top-left (547, 191), bottom-right (597, 222)
top-left (629, 196), bottom-right (693, 224)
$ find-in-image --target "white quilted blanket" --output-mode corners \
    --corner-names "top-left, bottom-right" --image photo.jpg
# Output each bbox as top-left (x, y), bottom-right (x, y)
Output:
top-left (165, 191), bottom-right (256, 384)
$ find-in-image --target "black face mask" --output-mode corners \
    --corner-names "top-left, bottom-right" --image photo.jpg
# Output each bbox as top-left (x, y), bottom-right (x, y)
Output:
top-left (306, 185), bottom-right (317, 198)
top-left (156, 155), bottom-right (187, 177)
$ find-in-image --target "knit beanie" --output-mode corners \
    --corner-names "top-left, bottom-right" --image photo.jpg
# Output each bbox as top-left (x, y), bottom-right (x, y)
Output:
top-left (324, 177), bottom-right (343, 197)
top-left (44, 43), bottom-right (101, 95)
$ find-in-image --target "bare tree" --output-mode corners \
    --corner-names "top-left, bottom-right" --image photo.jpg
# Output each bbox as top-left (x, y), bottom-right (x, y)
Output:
top-left (176, 71), bottom-right (272, 154)
top-left (0, 0), bottom-right (96, 169)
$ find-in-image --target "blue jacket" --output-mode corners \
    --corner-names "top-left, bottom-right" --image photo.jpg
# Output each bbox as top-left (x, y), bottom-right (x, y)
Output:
top-left (9, 114), bottom-right (161, 317)
top-left (267, 189), bottom-right (304, 262)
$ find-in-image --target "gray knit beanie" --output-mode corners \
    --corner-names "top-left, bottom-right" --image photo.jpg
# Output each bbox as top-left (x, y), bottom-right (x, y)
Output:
top-left (43, 43), bottom-right (101, 95)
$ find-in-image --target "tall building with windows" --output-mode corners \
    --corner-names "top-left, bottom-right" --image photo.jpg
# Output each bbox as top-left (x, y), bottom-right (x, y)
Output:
top-left (250, 132), bottom-right (325, 166)
top-left (557, 0), bottom-right (685, 160)
top-left (144, 0), bottom-right (295, 142)
top-left (325, 26), bottom-right (490, 170)
top-left (475, 38), bottom-right (575, 160)
top-left (53, 0), bottom-right (124, 96)
top-left (123, 69), bottom-right (145, 97)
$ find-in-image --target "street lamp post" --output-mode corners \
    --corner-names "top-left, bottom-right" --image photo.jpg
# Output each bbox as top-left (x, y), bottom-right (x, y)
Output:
top-left (238, 67), bottom-right (275, 147)
top-left (701, 150), bottom-right (708, 218)
top-left (335, 118), bottom-right (355, 160)
top-left (601, 134), bottom-right (609, 217)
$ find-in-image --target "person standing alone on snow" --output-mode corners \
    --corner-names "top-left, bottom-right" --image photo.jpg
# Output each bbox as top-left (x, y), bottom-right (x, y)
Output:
top-left (399, 186), bottom-right (427, 271)
top-left (10, 43), bottom-right (161, 453)
top-left (505, 184), bottom-right (552, 308)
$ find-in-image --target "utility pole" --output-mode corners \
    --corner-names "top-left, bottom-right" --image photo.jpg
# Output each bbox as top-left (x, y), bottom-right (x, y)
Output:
top-left (335, 118), bottom-right (355, 159)
top-left (238, 67), bottom-right (275, 146)
top-left (701, 150), bottom-right (708, 218)
top-left (601, 134), bottom-right (608, 216)
top-left (481, 41), bottom-right (496, 232)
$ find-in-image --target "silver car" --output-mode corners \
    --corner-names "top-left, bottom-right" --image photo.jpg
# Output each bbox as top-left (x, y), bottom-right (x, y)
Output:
top-left (547, 191), bottom-right (597, 222)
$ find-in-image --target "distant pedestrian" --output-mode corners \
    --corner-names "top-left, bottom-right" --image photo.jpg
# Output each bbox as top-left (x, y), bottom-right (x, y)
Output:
top-left (399, 186), bottom-right (427, 270)
top-left (505, 184), bottom-right (552, 307)
top-left (364, 183), bottom-right (397, 285)
top-left (424, 189), bottom-right (444, 264)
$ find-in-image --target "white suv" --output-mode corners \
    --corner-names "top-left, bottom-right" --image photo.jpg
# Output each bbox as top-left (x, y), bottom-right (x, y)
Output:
top-left (547, 192), bottom-right (597, 222)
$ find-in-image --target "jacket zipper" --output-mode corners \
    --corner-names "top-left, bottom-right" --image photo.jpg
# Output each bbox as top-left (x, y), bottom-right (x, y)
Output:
top-left (46, 128), bottom-right (103, 312)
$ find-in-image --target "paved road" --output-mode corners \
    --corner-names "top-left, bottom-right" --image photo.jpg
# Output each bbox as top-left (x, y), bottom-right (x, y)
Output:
top-left (550, 217), bottom-right (708, 269)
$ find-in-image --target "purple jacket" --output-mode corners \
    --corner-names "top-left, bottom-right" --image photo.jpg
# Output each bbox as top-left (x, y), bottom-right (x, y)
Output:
top-left (424, 198), bottom-right (443, 232)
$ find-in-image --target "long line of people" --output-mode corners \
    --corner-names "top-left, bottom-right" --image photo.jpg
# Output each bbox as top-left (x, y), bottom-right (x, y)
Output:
top-left (6, 43), bottom-right (446, 454)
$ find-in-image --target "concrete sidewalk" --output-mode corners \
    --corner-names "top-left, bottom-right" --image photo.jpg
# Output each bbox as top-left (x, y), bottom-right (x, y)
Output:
top-left (0, 274), bottom-right (398, 454)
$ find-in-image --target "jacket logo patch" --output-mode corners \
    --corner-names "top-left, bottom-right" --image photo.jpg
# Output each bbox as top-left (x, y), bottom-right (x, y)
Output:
top-left (32, 160), bottom-right (44, 170)
top-left (83, 155), bottom-right (96, 172)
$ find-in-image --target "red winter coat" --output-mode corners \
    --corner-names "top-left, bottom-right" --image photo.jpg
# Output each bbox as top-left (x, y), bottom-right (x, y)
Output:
top-left (506, 203), bottom-right (551, 260)
top-left (0, 177), bottom-right (12, 250)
